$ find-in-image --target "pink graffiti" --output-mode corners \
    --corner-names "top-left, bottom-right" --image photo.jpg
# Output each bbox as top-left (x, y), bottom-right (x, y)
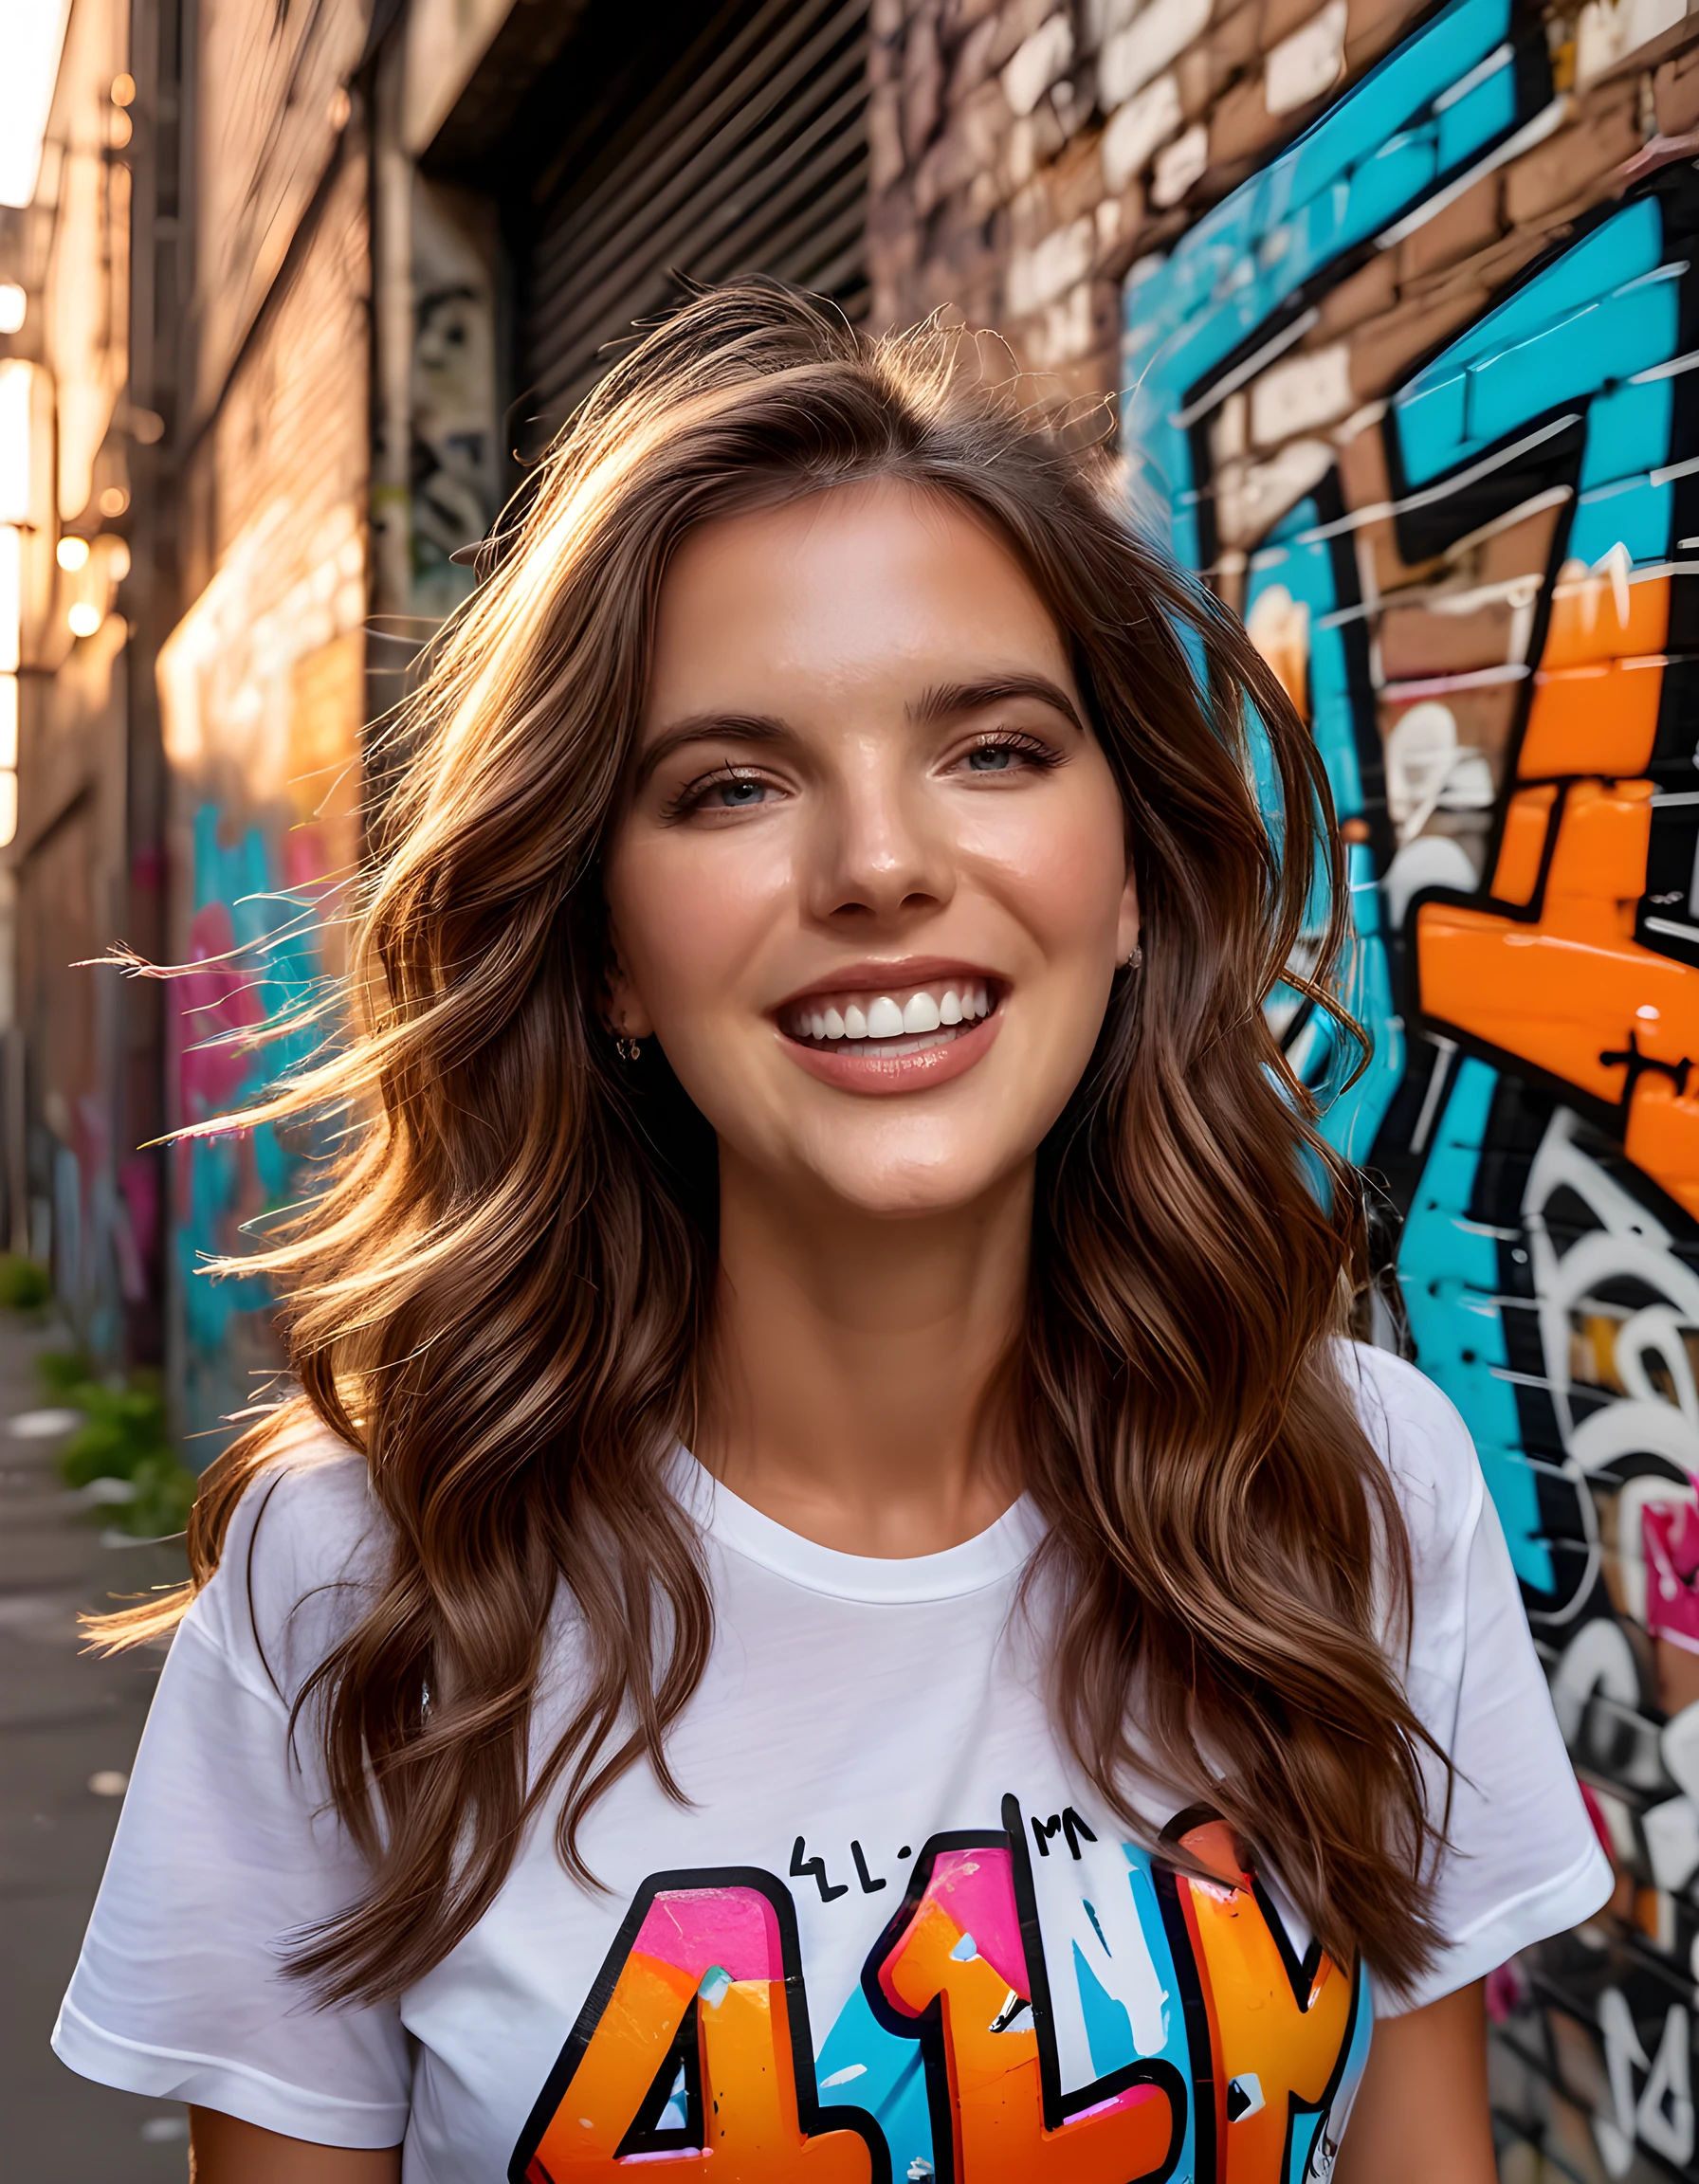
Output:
top-left (631, 1887), bottom-right (784, 1983)
top-left (179, 901), bottom-right (266, 1118)
top-left (1645, 1489), bottom-right (1699, 1652)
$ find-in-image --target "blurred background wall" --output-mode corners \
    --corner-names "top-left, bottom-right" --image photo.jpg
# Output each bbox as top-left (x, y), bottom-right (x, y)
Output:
top-left (9, 0), bottom-right (1699, 2174)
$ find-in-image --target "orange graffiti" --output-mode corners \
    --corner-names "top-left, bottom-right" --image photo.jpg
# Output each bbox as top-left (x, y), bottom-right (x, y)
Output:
top-left (1416, 569), bottom-right (1699, 1214)
top-left (1168, 1820), bottom-right (1356, 2184)
top-left (872, 1845), bottom-right (1178, 2183)
top-left (522, 1884), bottom-right (875, 2183)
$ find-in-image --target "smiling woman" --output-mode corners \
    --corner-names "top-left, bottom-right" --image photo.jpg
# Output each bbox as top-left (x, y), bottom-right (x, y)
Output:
top-left (54, 282), bottom-right (1604, 2184)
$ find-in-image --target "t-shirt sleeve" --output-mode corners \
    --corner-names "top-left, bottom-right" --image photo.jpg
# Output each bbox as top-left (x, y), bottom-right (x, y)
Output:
top-left (1343, 1341), bottom-right (1614, 2014)
top-left (51, 1445), bottom-right (413, 2147)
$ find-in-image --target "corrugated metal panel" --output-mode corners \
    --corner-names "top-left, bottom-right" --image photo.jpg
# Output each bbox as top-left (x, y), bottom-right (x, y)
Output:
top-left (518, 0), bottom-right (869, 442)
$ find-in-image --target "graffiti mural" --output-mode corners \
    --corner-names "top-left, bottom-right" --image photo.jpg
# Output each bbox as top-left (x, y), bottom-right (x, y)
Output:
top-left (1123, 0), bottom-right (1699, 2171)
top-left (409, 178), bottom-right (501, 620)
top-left (157, 498), bottom-right (365, 1447)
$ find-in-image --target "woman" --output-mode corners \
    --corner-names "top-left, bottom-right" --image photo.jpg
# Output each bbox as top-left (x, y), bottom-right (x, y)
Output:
top-left (55, 283), bottom-right (1607, 2183)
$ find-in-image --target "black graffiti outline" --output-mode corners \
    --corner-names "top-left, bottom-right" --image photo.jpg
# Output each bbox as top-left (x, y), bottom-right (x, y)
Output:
top-left (506, 1863), bottom-right (890, 2184)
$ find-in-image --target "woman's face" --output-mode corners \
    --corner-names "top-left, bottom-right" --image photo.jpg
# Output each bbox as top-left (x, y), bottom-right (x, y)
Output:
top-left (603, 480), bottom-right (1138, 1218)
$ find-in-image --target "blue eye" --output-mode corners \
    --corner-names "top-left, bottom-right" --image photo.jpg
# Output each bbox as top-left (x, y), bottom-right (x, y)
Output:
top-left (710, 777), bottom-right (767, 806)
top-left (966, 746), bottom-right (1014, 772)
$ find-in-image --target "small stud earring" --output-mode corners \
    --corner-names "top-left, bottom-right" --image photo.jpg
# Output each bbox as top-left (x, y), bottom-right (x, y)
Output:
top-left (1124, 943), bottom-right (1143, 970)
top-left (614, 1034), bottom-right (643, 1063)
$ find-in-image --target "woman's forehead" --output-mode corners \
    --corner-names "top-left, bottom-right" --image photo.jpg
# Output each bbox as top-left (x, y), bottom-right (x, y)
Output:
top-left (642, 482), bottom-right (1075, 732)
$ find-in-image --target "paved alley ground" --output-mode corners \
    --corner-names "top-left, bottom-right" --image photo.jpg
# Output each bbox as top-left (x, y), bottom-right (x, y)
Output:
top-left (0, 1308), bottom-right (192, 2182)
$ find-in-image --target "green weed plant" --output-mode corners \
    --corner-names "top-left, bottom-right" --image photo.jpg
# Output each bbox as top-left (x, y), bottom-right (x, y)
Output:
top-left (40, 1350), bottom-right (198, 1538)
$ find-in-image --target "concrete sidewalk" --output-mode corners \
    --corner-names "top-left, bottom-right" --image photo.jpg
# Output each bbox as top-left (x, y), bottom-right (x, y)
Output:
top-left (0, 1308), bottom-right (193, 2182)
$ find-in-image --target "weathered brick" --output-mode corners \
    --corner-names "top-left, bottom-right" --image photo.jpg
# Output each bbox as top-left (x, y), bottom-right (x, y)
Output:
top-left (1379, 600), bottom-right (1515, 678)
top-left (1315, 250), bottom-right (1398, 337)
top-left (869, 86), bottom-right (908, 191)
top-left (1347, 282), bottom-right (1490, 399)
top-left (1478, 502), bottom-right (1562, 584)
top-left (1334, 408), bottom-right (1389, 495)
top-left (948, 10), bottom-right (1006, 98)
top-left (1654, 40), bottom-right (1699, 133)
top-left (1050, 132), bottom-right (1114, 222)
top-left (1178, 42), bottom-right (1215, 117)
top-left (1343, 0), bottom-right (1426, 71)
top-left (1502, 93), bottom-right (1638, 227)
top-left (1261, 0), bottom-right (1330, 55)
top-left (1208, 70), bottom-right (1286, 164)
top-left (903, 8), bottom-right (946, 159)
top-left (985, 0), bottom-right (1065, 74)
top-left (1209, 0), bottom-right (1266, 75)
top-left (1396, 172), bottom-right (1502, 282)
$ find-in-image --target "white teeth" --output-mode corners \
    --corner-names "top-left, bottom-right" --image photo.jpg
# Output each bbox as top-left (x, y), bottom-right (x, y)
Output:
top-left (790, 982), bottom-right (996, 1043)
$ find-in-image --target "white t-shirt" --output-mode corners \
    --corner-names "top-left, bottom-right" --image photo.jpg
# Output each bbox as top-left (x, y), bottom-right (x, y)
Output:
top-left (55, 1343), bottom-right (1608, 2183)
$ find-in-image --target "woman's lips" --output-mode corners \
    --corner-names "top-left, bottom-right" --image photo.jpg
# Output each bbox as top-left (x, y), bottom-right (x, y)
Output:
top-left (776, 978), bottom-right (1004, 1094)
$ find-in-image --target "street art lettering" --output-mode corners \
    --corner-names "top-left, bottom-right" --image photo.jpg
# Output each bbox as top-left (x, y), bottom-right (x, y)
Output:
top-left (1121, 0), bottom-right (1699, 2168)
top-left (510, 1870), bottom-right (886, 2182)
top-left (510, 1798), bottom-right (1363, 2184)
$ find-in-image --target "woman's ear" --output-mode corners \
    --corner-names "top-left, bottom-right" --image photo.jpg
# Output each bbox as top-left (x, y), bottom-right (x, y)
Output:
top-left (601, 927), bottom-right (656, 1041)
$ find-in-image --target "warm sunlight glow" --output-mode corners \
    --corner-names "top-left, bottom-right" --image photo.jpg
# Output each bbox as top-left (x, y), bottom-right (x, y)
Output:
top-left (0, 768), bottom-right (20, 850)
top-left (0, 283), bottom-right (25, 335)
top-left (67, 600), bottom-right (100, 639)
top-left (56, 535), bottom-right (88, 572)
top-left (0, 361), bottom-right (30, 525)
top-left (0, 527), bottom-right (18, 675)
top-left (0, 1), bottom-right (73, 209)
top-left (0, 674), bottom-right (16, 770)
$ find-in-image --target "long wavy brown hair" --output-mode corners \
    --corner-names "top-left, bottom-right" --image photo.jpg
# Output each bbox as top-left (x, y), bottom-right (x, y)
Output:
top-left (101, 279), bottom-right (1441, 2006)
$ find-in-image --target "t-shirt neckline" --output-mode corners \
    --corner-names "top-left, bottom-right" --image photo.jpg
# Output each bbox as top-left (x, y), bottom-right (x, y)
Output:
top-left (671, 1448), bottom-right (1045, 1604)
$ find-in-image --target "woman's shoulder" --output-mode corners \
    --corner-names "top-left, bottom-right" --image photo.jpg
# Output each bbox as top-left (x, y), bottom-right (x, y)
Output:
top-left (182, 1412), bottom-right (390, 1709)
top-left (1329, 1337), bottom-right (1487, 1574)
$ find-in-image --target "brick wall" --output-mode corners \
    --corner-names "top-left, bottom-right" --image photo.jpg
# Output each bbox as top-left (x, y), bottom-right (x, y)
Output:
top-left (869, 0), bottom-right (1699, 402)
top-left (158, 7), bottom-right (374, 1448)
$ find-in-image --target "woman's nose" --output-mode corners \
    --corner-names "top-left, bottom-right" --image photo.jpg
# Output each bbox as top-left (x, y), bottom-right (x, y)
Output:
top-left (807, 756), bottom-right (955, 926)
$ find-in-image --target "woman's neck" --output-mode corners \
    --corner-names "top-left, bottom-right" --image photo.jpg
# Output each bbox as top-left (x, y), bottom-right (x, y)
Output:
top-left (695, 1150), bottom-right (1032, 1557)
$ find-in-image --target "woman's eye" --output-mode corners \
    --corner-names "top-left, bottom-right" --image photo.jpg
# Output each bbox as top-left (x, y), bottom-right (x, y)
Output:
top-left (667, 769), bottom-right (777, 820)
top-left (956, 735), bottom-right (1055, 777)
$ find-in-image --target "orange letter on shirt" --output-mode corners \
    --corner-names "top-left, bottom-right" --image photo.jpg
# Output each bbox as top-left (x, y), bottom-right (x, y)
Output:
top-left (864, 1822), bottom-right (1182, 2184)
top-left (512, 1870), bottom-right (886, 2184)
top-left (1162, 1816), bottom-right (1362, 2184)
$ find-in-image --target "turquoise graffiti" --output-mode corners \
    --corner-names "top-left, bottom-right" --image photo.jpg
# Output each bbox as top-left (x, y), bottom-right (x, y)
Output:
top-left (176, 806), bottom-right (335, 1444)
top-left (1124, 0), bottom-right (1699, 2169)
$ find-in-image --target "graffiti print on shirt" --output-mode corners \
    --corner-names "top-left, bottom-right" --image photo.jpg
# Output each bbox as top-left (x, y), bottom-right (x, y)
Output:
top-left (509, 1796), bottom-right (1366, 2184)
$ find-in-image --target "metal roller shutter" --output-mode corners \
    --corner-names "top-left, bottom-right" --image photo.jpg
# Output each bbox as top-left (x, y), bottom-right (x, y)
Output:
top-left (518, 0), bottom-right (869, 445)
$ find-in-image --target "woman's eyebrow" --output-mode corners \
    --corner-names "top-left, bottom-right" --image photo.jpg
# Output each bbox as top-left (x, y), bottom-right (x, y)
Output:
top-left (632, 712), bottom-right (795, 790)
top-left (910, 676), bottom-right (1087, 733)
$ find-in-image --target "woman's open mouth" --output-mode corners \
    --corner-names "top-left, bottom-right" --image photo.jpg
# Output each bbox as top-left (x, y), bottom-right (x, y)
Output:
top-left (776, 976), bottom-right (1004, 1091)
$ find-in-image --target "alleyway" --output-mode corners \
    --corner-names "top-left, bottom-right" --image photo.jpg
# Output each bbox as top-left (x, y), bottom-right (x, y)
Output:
top-left (0, 1308), bottom-right (190, 2181)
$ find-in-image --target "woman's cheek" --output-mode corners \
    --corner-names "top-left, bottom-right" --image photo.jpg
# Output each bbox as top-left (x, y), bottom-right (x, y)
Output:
top-left (964, 799), bottom-right (1126, 957)
top-left (617, 831), bottom-right (795, 1031)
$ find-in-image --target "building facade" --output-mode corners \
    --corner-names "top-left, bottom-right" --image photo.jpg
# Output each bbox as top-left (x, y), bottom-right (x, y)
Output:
top-left (11, 0), bottom-right (1699, 2173)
